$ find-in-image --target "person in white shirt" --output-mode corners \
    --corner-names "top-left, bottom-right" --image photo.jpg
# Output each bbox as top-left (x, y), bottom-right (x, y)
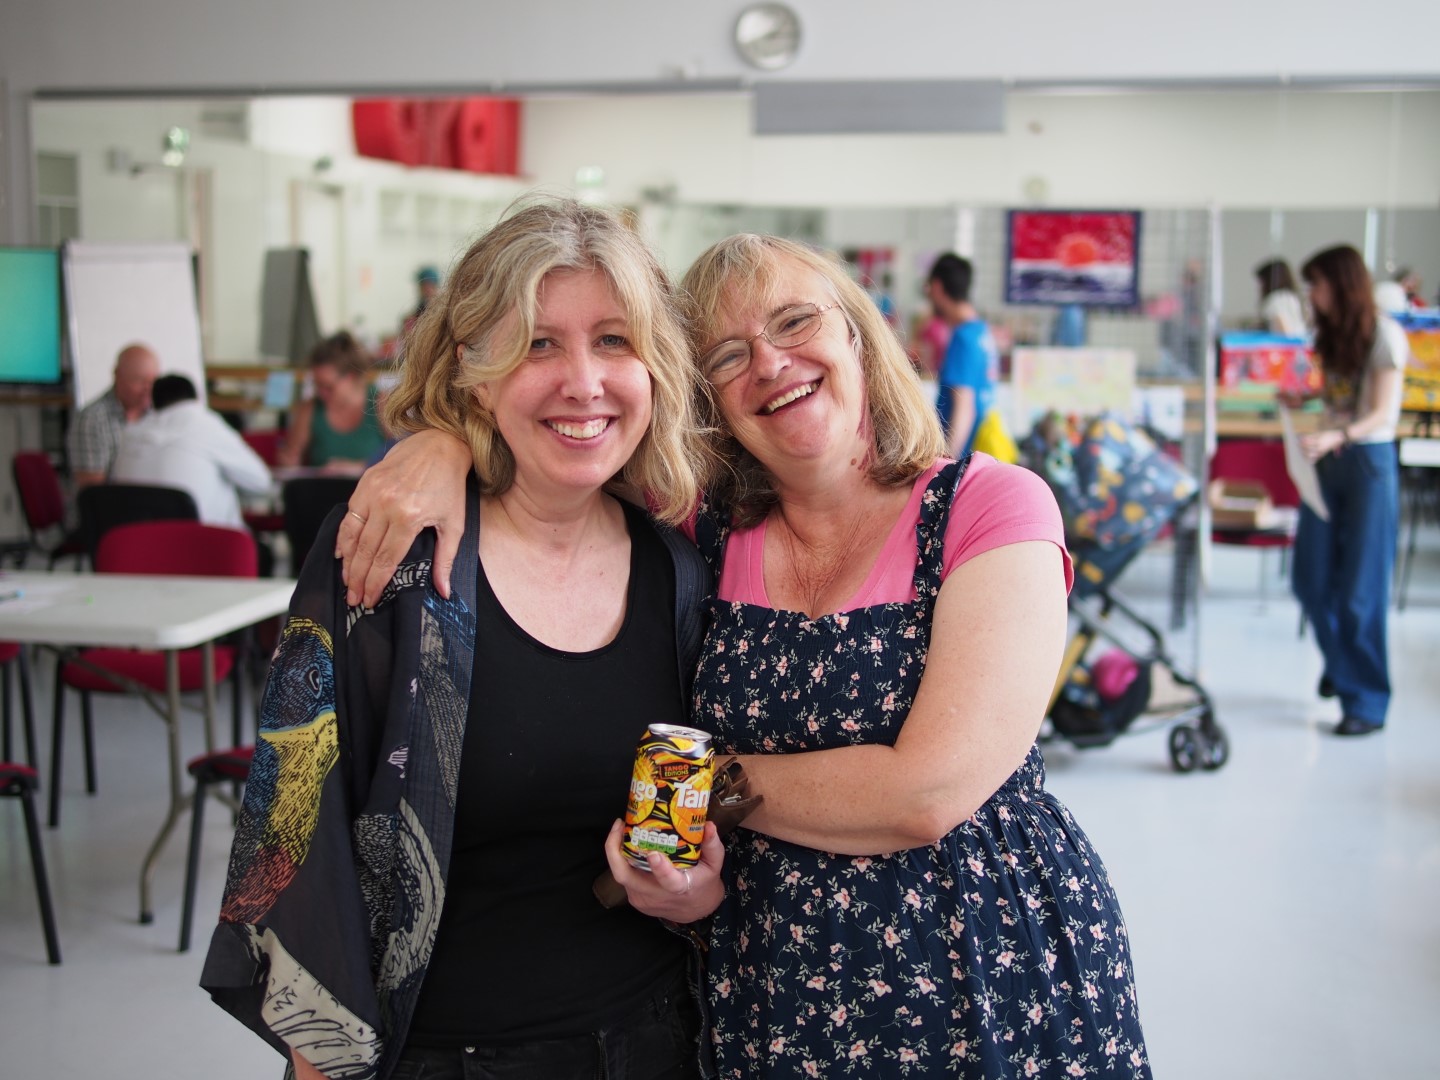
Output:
top-left (1254, 258), bottom-right (1308, 337)
top-left (111, 374), bottom-right (273, 529)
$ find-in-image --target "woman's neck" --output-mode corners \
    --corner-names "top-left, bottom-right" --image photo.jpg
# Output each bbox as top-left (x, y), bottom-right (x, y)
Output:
top-left (324, 381), bottom-right (367, 419)
top-left (480, 486), bottom-right (632, 651)
top-left (484, 484), bottom-right (621, 558)
top-left (764, 471), bottom-right (911, 617)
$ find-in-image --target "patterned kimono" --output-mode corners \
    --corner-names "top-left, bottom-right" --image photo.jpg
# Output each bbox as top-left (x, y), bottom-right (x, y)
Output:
top-left (201, 488), bottom-right (479, 1079)
top-left (201, 480), bottom-right (711, 1079)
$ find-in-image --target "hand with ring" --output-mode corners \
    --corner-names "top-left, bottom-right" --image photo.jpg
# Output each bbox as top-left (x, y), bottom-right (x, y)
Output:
top-left (600, 820), bottom-right (724, 922)
top-left (333, 430), bottom-right (473, 609)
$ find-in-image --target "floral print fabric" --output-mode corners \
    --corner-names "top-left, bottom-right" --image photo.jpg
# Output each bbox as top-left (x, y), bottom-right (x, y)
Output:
top-left (693, 460), bottom-right (1151, 1078)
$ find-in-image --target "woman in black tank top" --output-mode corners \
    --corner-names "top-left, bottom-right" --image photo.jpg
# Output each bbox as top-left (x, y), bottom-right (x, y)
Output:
top-left (202, 199), bottom-right (722, 1080)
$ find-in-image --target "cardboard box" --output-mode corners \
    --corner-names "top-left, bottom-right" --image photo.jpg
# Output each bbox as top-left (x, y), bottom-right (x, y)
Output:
top-left (1401, 325), bottom-right (1440, 413)
top-left (1209, 479), bottom-right (1277, 531)
top-left (1217, 333), bottom-right (1321, 402)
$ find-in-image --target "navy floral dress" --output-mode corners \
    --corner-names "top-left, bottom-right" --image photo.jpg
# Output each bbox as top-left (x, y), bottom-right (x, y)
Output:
top-left (692, 461), bottom-right (1150, 1078)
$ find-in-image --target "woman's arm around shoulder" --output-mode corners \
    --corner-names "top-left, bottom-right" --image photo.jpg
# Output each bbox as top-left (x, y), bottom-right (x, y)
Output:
top-left (338, 428), bottom-right (472, 607)
top-left (736, 537), bottom-right (1069, 855)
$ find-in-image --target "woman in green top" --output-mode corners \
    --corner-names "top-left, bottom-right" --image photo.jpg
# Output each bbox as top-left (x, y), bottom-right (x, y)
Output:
top-left (278, 331), bottom-right (389, 469)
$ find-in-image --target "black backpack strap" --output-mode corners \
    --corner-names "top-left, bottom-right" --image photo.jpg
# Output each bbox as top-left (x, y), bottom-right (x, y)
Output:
top-left (655, 523), bottom-right (714, 701)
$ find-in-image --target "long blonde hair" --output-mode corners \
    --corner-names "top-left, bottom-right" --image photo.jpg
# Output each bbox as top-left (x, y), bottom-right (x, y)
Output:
top-left (680, 234), bottom-right (943, 526)
top-left (384, 197), bottom-right (705, 523)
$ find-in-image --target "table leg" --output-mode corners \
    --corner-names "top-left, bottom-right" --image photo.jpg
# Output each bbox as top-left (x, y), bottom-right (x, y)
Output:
top-left (140, 649), bottom-right (186, 924)
top-left (202, 640), bottom-right (217, 753)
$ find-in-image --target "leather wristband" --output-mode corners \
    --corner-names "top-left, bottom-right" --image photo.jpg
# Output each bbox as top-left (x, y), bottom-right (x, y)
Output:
top-left (707, 755), bottom-right (763, 834)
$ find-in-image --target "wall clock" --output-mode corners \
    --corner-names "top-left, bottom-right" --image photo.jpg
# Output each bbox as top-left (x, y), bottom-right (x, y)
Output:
top-left (734, 3), bottom-right (803, 71)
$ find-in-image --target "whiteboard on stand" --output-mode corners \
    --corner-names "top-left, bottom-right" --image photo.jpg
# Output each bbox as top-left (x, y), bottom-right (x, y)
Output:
top-left (63, 242), bottom-right (206, 410)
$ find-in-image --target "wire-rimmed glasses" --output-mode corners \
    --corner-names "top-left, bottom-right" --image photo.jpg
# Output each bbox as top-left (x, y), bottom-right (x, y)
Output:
top-left (700, 303), bottom-right (838, 385)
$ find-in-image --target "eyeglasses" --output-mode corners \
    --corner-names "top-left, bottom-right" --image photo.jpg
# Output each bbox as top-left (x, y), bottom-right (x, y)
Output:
top-left (700, 303), bottom-right (838, 385)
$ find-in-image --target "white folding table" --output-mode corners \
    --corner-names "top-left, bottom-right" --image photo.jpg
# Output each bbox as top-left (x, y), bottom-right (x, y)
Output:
top-left (0, 571), bottom-right (295, 923)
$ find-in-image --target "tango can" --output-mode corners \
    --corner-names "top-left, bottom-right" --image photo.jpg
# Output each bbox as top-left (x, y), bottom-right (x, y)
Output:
top-left (622, 724), bottom-right (714, 870)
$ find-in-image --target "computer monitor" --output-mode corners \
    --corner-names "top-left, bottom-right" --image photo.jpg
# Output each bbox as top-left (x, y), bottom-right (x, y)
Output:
top-left (0, 246), bottom-right (64, 385)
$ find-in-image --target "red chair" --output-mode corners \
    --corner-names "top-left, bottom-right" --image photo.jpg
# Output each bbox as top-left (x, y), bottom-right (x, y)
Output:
top-left (48, 521), bottom-right (258, 827)
top-left (2, 761), bottom-right (61, 963)
top-left (1209, 439), bottom-right (1301, 605)
top-left (179, 745), bottom-right (254, 952)
top-left (241, 429), bottom-right (284, 466)
top-left (12, 451), bottom-right (87, 569)
top-left (240, 430), bottom-right (286, 536)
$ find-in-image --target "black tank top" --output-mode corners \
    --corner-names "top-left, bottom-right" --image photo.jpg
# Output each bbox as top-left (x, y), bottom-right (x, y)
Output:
top-left (406, 502), bottom-right (687, 1045)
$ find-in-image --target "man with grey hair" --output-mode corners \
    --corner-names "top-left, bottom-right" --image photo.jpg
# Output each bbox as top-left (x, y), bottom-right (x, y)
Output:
top-left (67, 342), bottom-right (160, 489)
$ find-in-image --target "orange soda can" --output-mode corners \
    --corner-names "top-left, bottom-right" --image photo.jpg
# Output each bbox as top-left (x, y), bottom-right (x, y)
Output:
top-left (622, 724), bottom-right (714, 870)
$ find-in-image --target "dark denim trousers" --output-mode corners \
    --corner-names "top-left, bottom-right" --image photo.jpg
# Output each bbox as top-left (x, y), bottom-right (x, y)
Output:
top-left (1292, 441), bottom-right (1399, 724)
top-left (390, 969), bottom-right (702, 1080)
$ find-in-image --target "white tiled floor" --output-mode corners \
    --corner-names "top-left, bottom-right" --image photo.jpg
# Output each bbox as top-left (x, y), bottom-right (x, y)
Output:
top-left (2, 534), bottom-right (1438, 1079)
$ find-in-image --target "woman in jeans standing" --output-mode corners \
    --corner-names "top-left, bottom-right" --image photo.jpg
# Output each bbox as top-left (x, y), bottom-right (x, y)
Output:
top-left (1284, 244), bottom-right (1407, 736)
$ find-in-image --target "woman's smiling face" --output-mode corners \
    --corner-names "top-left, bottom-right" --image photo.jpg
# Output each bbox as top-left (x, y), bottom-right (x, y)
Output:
top-left (707, 257), bottom-right (869, 478)
top-left (476, 268), bottom-right (653, 504)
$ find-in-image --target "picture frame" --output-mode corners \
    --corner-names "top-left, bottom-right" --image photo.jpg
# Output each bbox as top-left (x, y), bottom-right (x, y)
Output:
top-left (1004, 209), bottom-right (1142, 308)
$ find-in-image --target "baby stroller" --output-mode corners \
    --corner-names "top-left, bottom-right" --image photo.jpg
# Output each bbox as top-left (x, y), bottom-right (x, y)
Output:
top-left (1023, 412), bottom-right (1228, 772)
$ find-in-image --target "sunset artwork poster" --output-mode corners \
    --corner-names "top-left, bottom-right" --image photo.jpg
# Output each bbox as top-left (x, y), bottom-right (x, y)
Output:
top-left (1004, 210), bottom-right (1142, 307)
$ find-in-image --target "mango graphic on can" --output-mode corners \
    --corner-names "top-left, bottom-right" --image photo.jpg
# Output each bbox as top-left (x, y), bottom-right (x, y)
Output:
top-left (622, 724), bottom-right (714, 870)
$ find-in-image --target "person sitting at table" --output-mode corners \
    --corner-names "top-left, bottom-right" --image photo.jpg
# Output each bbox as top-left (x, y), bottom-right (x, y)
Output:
top-left (67, 342), bottom-right (160, 490)
top-left (276, 331), bottom-right (389, 470)
top-left (111, 373), bottom-right (272, 530)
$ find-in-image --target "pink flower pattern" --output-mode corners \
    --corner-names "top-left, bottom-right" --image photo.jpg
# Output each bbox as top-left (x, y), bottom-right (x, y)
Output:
top-left (693, 463), bottom-right (1149, 1077)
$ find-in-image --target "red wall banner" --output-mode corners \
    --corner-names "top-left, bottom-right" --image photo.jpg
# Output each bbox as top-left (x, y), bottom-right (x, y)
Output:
top-left (352, 98), bottom-right (520, 176)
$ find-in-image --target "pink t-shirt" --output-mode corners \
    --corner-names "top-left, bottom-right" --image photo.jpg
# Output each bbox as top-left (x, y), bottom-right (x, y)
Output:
top-left (697, 455), bottom-right (1073, 610)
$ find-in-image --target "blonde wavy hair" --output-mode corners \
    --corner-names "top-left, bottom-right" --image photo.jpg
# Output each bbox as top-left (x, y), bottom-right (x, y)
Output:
top-left (680, 234), bottom-right (943, 526)
top-left (384, 197), bottom-right (705, 523)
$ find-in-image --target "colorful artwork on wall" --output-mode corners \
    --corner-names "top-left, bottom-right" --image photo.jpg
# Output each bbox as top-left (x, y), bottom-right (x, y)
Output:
top-left (1005, 210), bottom-right (1142, 308)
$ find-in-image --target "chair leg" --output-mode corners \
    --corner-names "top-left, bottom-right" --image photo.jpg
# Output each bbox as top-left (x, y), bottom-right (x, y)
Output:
top-left (18, 649), bottom-right (37, 769)
top-left (179, 775), bottom-right (210, 953)
top-left (49, 666), bottom-right (66, 828)
top-left (1395, 485), bottom-right (1421, 612)
top-left (230, 648), bottom-right (245, 751)
top-left (80, 691), bottom-right (97, 795)
top-left (19, 783), bottom-right (62, 964)
top-left (2, 662), bottom-right (11, 762)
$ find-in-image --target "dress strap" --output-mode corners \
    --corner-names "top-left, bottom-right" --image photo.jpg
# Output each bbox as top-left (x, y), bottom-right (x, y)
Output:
top-left (912, 456), bottom-right (969, 600)
top-left (692, 494), bottom-right (731, 581)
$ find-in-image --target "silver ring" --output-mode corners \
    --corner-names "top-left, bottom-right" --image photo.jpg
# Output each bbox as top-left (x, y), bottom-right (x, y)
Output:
top-left (346, 510), bottom-right (368, 526)
top-left (682, 868), bottom-right (693, 894)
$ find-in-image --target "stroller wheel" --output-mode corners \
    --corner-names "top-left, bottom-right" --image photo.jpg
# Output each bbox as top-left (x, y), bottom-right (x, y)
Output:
top-left (1168, 725), bottom-right (1201, 773)
top-left (1199, 725), bottom-right (1230, 771)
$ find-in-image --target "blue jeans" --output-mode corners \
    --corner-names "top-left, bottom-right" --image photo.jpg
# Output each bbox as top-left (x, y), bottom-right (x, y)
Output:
top-left (1291, 441), bottom-right (1399, 725)
top-left (389, 969), bottom-right (702, 1080)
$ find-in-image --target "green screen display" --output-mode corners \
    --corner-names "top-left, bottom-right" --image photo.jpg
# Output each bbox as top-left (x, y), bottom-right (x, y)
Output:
top-left (0, 247), bottom-right (63, 384)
